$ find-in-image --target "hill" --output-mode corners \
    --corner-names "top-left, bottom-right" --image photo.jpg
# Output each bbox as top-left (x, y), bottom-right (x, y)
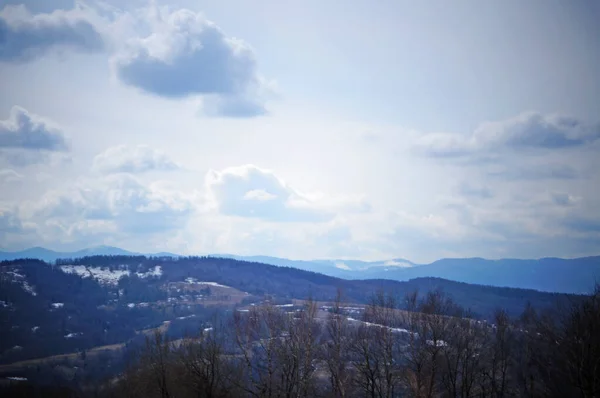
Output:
top-left (2, 247), bottom-right (598, 293)
top-left (1, 254), bottom-right (578, 365)
top-left (354, 256), bottom-right (600, 294)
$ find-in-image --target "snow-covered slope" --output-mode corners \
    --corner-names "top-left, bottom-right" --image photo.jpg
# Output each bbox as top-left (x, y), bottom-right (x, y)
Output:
top-left (2, 269), bottom-right (37, 296)
top-left (59, 265), bottom-right (162, 285)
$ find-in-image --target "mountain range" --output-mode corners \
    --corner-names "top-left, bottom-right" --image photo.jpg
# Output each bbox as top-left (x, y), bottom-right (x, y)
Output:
top-left (1, 254), bottom-right (577, 366)
top-left (1, 246), bottom-right (599, 294)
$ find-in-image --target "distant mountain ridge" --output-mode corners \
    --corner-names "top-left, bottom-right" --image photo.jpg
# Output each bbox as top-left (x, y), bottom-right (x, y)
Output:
top-left (1, 246), bottom-right (599, 294)
top-left (0, 246), bottom-right (178, 263)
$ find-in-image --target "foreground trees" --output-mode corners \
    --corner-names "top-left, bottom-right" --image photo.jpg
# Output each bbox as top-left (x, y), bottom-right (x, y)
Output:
top-left (102, 287), bottom-right (600, 398)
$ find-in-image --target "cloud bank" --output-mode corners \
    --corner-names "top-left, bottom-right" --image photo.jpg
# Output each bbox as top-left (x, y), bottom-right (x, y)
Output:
top-left (0, 106), bottom-right (67, 151)
top-left (0, 4), bottom-right (104, 62)
top-left (415, 112), bottom-right (600, 158)
top-left (92, 145), bottom-right (179, 174)
top-left (32, 174), bottom-right (194, 241)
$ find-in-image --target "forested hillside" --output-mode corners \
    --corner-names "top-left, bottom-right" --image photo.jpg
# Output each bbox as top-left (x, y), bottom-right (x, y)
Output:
top-left (0, 255), bottom-right (579, 368)
top-left (3, 286), bottom-right (599, 398)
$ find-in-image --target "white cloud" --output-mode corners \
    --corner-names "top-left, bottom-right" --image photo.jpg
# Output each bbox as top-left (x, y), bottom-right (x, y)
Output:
top-left (112, 5), bottom-right (269, 117)
top-left (0, 168), bottom-right (23, 182)
top-left (0, 205), bottom-right (24, 234)
top-left (383, 260), bottom-right (412, 268)
top-left (0, 106), bottom-right (70, 166)
top-left (205, 164), bottom-right (333, 222)
top-left (243, 189), bottom-right (277, 201)
top-left (92, 145), bottom-right (179, 174)
top-left (415, 112), bottom-right (600, 158)
top-left (30, 174), bottom-right (195, 242)
top-left (0, 106), bottom-right (67, 151)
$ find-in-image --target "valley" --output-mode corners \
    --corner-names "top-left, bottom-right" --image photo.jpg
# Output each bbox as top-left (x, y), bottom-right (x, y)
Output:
top-left (0, 254), bottom-right (598, 397)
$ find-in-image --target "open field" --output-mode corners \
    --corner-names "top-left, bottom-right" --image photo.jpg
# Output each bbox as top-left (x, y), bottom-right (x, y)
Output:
top-left (0, 343), bottom-right (125, 373)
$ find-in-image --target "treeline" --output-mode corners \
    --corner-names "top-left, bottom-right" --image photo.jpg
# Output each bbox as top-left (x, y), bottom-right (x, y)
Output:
top-left (25, 255), bottom-right (575, 319)
top-left (84, 286), bottom-right (600, 398)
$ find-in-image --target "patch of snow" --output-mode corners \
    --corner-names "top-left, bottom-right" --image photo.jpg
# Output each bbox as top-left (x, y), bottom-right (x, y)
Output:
top-left (5, 271), bottom-right (24, 279)
top-left (390, 327), bottom-right (412, 335)
top-left (347, 317), bottom-right (416, 336)
top-left (203, 327), bottom-right (213, 332)
top-left (60, 265), bottom-right (88, 276)
top-left (51, 303), bottom-right (64, 309)
top-left (176, 314), bottom-right (196, 320)
top-left (64, 333), bottom-right (80, 339)
top-left (21, 281), bottom-right (37, 296)
top-left (183, 278), bottom-right (230, 288)
top-left (383, 260), bottom-right (413, 268)
top-left (7, 377), bottom-right (27, 381)
top-left (61, 265), bottom-right (130, 285)
top-left (426, 340), bottom-right (448, 347)
top-left (32, 326), bottom-right (39, 332)
top-left (0, 300), bottom-right (12, 308)
top-left (276, 304), bottom-right (294, 308)
top-left (335, 262), bottom-right (351, 270)
top-left (196, 281), bottom-right (228, 288)
top-left (127, 303), bottom-right (135, 308)
top-left (136, 265), bottom-right (162, 278)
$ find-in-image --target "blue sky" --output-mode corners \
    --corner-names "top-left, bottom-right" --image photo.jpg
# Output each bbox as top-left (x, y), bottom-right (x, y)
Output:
top-left (0, 0), bottom-right (599, 262)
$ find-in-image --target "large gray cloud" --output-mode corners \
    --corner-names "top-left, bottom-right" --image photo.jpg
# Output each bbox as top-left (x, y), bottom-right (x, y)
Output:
top-left (206, 165), bottom-right (333, 223)
top-left (486, 163), bottom-right (580, 181)
top-left (0, 4), bottom-right (104, 62)
top-left (563, 217), bottom-right (600, 234)
top-left (113, 7), bottom-right (267, 117)
top-left (92, 145), bottom-right (179, 174)
top-left (415, 112), bottom-right (600, 158)
top-left (457, 182), bottom-right (493, 199)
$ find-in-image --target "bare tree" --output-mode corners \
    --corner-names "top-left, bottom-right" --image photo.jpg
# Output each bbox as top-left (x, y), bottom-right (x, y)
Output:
top-left (350, 290), bottom-right (403, 398)
top-left (440, 314), bottom-right (487, 398)
top-left (120, 331), bottom-right (175, 398)
top-left (479, 309), bottom-right (514, 398)
top-left (529, 286), bottom-right (600, 398)
top-left (323, 289), bottom-right (353, 398)
top-left (232, 304), bottom-right (285, 397)
top-left (273, 298), bottom-right (321, 397)
top-left (401, 289), bottom-right (457, 398)
top-left (176, 320), bottom-right (233, 398)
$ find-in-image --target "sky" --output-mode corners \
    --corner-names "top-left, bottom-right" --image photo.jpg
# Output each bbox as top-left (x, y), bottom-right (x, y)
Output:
top-left (0, 0), bottom-right (599, 263)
